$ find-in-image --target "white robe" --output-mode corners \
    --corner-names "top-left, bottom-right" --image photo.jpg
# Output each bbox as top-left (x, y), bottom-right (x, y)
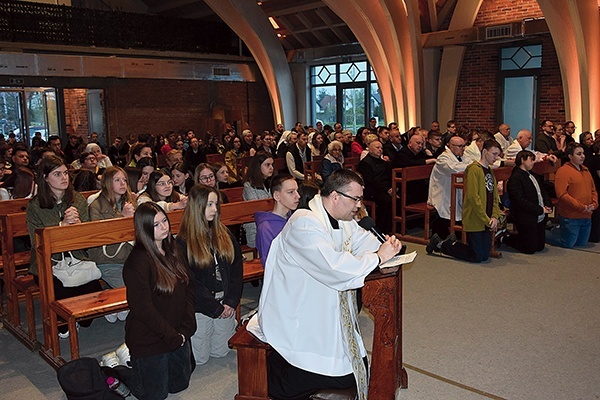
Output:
top-left (428, 147), bottom-right (468, 220)
top-left (494, 132), bottom-right (513, 153)
top-left (247, 195), bottom-right (380, 376)
top-left (505, 139), bottom-right (548, 162)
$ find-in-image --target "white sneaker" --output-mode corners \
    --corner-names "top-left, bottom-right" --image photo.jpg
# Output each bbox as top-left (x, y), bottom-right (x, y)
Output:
top-left (117, 310), bottom-right (129, 321)
top-left (58, 323), bottom-right (80, 339)
top-left (105, 313), bottom-right (118, 323)
top-left (100, 351), bottom-right (120, 368)
top-left (115, 343), bottom-right (131, 367)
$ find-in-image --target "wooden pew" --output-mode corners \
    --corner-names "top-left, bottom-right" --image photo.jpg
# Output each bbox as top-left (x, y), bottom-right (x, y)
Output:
top-left (229, 267), bottom-right (408, 400)
top-left (391, 165), bottom-right (436, 245)
top-left (532, 158), bottom-right (560, 178)
top-left (273, 157), bottom-right (287, 174)
top-left (303, 160), bottom-right (322, 183)
top-left (0, 198), bottom-right (34, 313)
top-left (35, 213), bottom-right (183, 367)
top-left (221, 186), bottom-right (245, 203)
top-left (206, 153), bottom-right (225, 164)
top-left (1, 212), bottom-right (38, 349)
top-left (343, 156), bottom-right (360, 169)
top-left (0, 191), bottom-right (97, 333)
top-left (35, 198), bottom-right (273, 368)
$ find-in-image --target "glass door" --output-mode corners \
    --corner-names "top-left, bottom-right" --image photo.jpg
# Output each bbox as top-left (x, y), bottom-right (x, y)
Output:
top-left (340, 86), bottom-right (366, 134)
top-left (0, 91), bottom-right (24, 140)
top-left (501, 76), bottom-right (537, 138)
top-left (0, 88), bottom-right (59, 146)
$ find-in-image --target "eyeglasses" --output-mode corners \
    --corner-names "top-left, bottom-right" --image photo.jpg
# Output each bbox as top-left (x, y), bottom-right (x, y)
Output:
top-left (336, 191), bottom-right (363, 203)
top-left (156, 180), bottom-right (174, 187)
top-left (199, 174), bottom-right (215, 183)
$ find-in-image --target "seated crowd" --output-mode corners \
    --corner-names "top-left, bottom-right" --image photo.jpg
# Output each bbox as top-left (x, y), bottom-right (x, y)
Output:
top-left (0, 118), bottom-right (599, 399)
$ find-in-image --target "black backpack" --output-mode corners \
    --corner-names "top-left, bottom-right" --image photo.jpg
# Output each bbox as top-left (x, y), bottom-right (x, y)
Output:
top-left (57, 357), bottom-right (122, 400)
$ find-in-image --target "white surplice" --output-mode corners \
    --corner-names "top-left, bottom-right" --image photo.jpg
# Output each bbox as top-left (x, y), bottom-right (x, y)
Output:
top-left (247, 194), bottom-right (380, 377)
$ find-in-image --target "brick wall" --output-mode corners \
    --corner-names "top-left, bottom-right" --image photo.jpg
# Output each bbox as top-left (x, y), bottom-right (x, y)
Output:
top-left (63, 88), bottom-right (89, 138)
top-left (453, 0), bottom-right (560, 131)
top-left (454, 37), bottom-right (564, 132)
top-left (474, 0), bottom-right (544, 27)
top-left (104, 78), bottom-right (274, 141)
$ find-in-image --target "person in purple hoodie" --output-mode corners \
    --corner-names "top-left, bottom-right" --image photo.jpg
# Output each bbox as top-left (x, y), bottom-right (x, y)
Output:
top-left (254, 174), bottom-right (301, 266)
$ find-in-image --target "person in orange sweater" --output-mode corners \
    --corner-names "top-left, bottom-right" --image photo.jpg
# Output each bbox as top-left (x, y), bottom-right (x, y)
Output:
top-left (547, 143), bottom-right (598, 248)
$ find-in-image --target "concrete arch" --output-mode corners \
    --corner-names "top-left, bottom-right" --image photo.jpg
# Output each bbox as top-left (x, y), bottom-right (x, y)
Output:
top-left (324, 0), bottom-right (423, 131)
top-left (438, 0), bottom-right (600, 131)
top-left (204, 0), bottom-right (296, 128)
top-left (537, 0), bottom-right (600, 131)
top-left (437, 0), bottom-right (483, 125)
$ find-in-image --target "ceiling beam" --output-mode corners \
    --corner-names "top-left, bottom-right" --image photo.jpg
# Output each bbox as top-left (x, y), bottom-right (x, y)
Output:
top-left (181, 8), bottom-right (219, 19)
top-left (428, 0), bottom-right (439, 31)
top-left (148, 0), bottom-right (200, 13)
top-left (277, 16), bottom-right (312, 48)
top-left (421, 27), bottom-right (478, 47)
top-left (438, 0), bottom-right (458, 27)
top-left (295, 12), bottom-right (332, 46)
top-left (261, 1), bottom-right (325, 17)
top-left (314, 8), bottom-right (351, 42)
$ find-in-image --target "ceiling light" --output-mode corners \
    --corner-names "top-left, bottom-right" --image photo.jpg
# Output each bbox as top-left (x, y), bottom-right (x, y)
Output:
top-left (269, 17), bottom-right (280, 29)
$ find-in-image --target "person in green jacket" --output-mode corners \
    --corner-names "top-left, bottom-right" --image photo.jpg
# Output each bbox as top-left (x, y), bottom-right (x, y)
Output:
top-left (26, 155), bottom-right (102, 338)
top-left (427, 139), bottom-right (502, 262)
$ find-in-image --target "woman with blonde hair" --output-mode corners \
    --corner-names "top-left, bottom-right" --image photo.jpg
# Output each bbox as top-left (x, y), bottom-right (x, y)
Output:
top-left (177, 184), bottom-right (243, 365)
top-left (89, 166), bottom-right (136, 298)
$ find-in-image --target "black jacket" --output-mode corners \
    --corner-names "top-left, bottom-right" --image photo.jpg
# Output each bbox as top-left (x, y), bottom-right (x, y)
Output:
top-left (507, 167), bottom-right (552, 225)
top-left (177, 231), bottom-right (243, 319)
top-left (356, 153), bottom-right (391, 200)
top-left (123, 245), bottom-right (196, 358)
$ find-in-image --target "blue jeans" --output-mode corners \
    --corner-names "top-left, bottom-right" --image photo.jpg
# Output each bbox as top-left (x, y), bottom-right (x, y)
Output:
top-left (441, 230), bottom-right (492, 263)
top-left (546, 216), bottom-right (591, 248)
top-left (98, 263), bottom-right (125, 288)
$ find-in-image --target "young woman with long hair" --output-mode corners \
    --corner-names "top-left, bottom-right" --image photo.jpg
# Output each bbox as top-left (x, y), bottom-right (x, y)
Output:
top-left (26, 155), bottom-right (102, 338)
top-left (242, 151), bottom-right (274, 247)
top-left (137, 170), bottom-right (187, 212)
top-left (124, 167), bottom-right (145, 195)
top-left (194, 163), bottom-right (230, 203)
top-left (123, 202), bottom-right (195, 399)
top-left (89, 166), bottom-right (136, 323)
top-left (136, 156), bottom-right (156, 189)
top-left (170, 162), bottom-right (194, 196)
top-left (213, 161), bottom-right (238, 189)
top-left (308, 131), bottom-right (326, 157)
top-left (177, 184), bottom-right (243, 365)
top-left (224, 135), bottom-right (245, 184)
top-left (89, 167), bottom-right (136, 283)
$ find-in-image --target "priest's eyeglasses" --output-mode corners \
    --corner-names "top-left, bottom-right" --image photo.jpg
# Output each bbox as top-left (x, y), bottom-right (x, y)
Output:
top-left (336, 191), bottom-right (364, 203)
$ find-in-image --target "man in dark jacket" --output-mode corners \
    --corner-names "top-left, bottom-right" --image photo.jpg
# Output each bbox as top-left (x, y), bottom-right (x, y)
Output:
top-left (356, 139), bottom-right (393, 234)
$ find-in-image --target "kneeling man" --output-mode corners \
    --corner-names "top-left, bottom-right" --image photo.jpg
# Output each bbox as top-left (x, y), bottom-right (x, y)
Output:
top-left (248, 169), bottom-right (402, 400)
